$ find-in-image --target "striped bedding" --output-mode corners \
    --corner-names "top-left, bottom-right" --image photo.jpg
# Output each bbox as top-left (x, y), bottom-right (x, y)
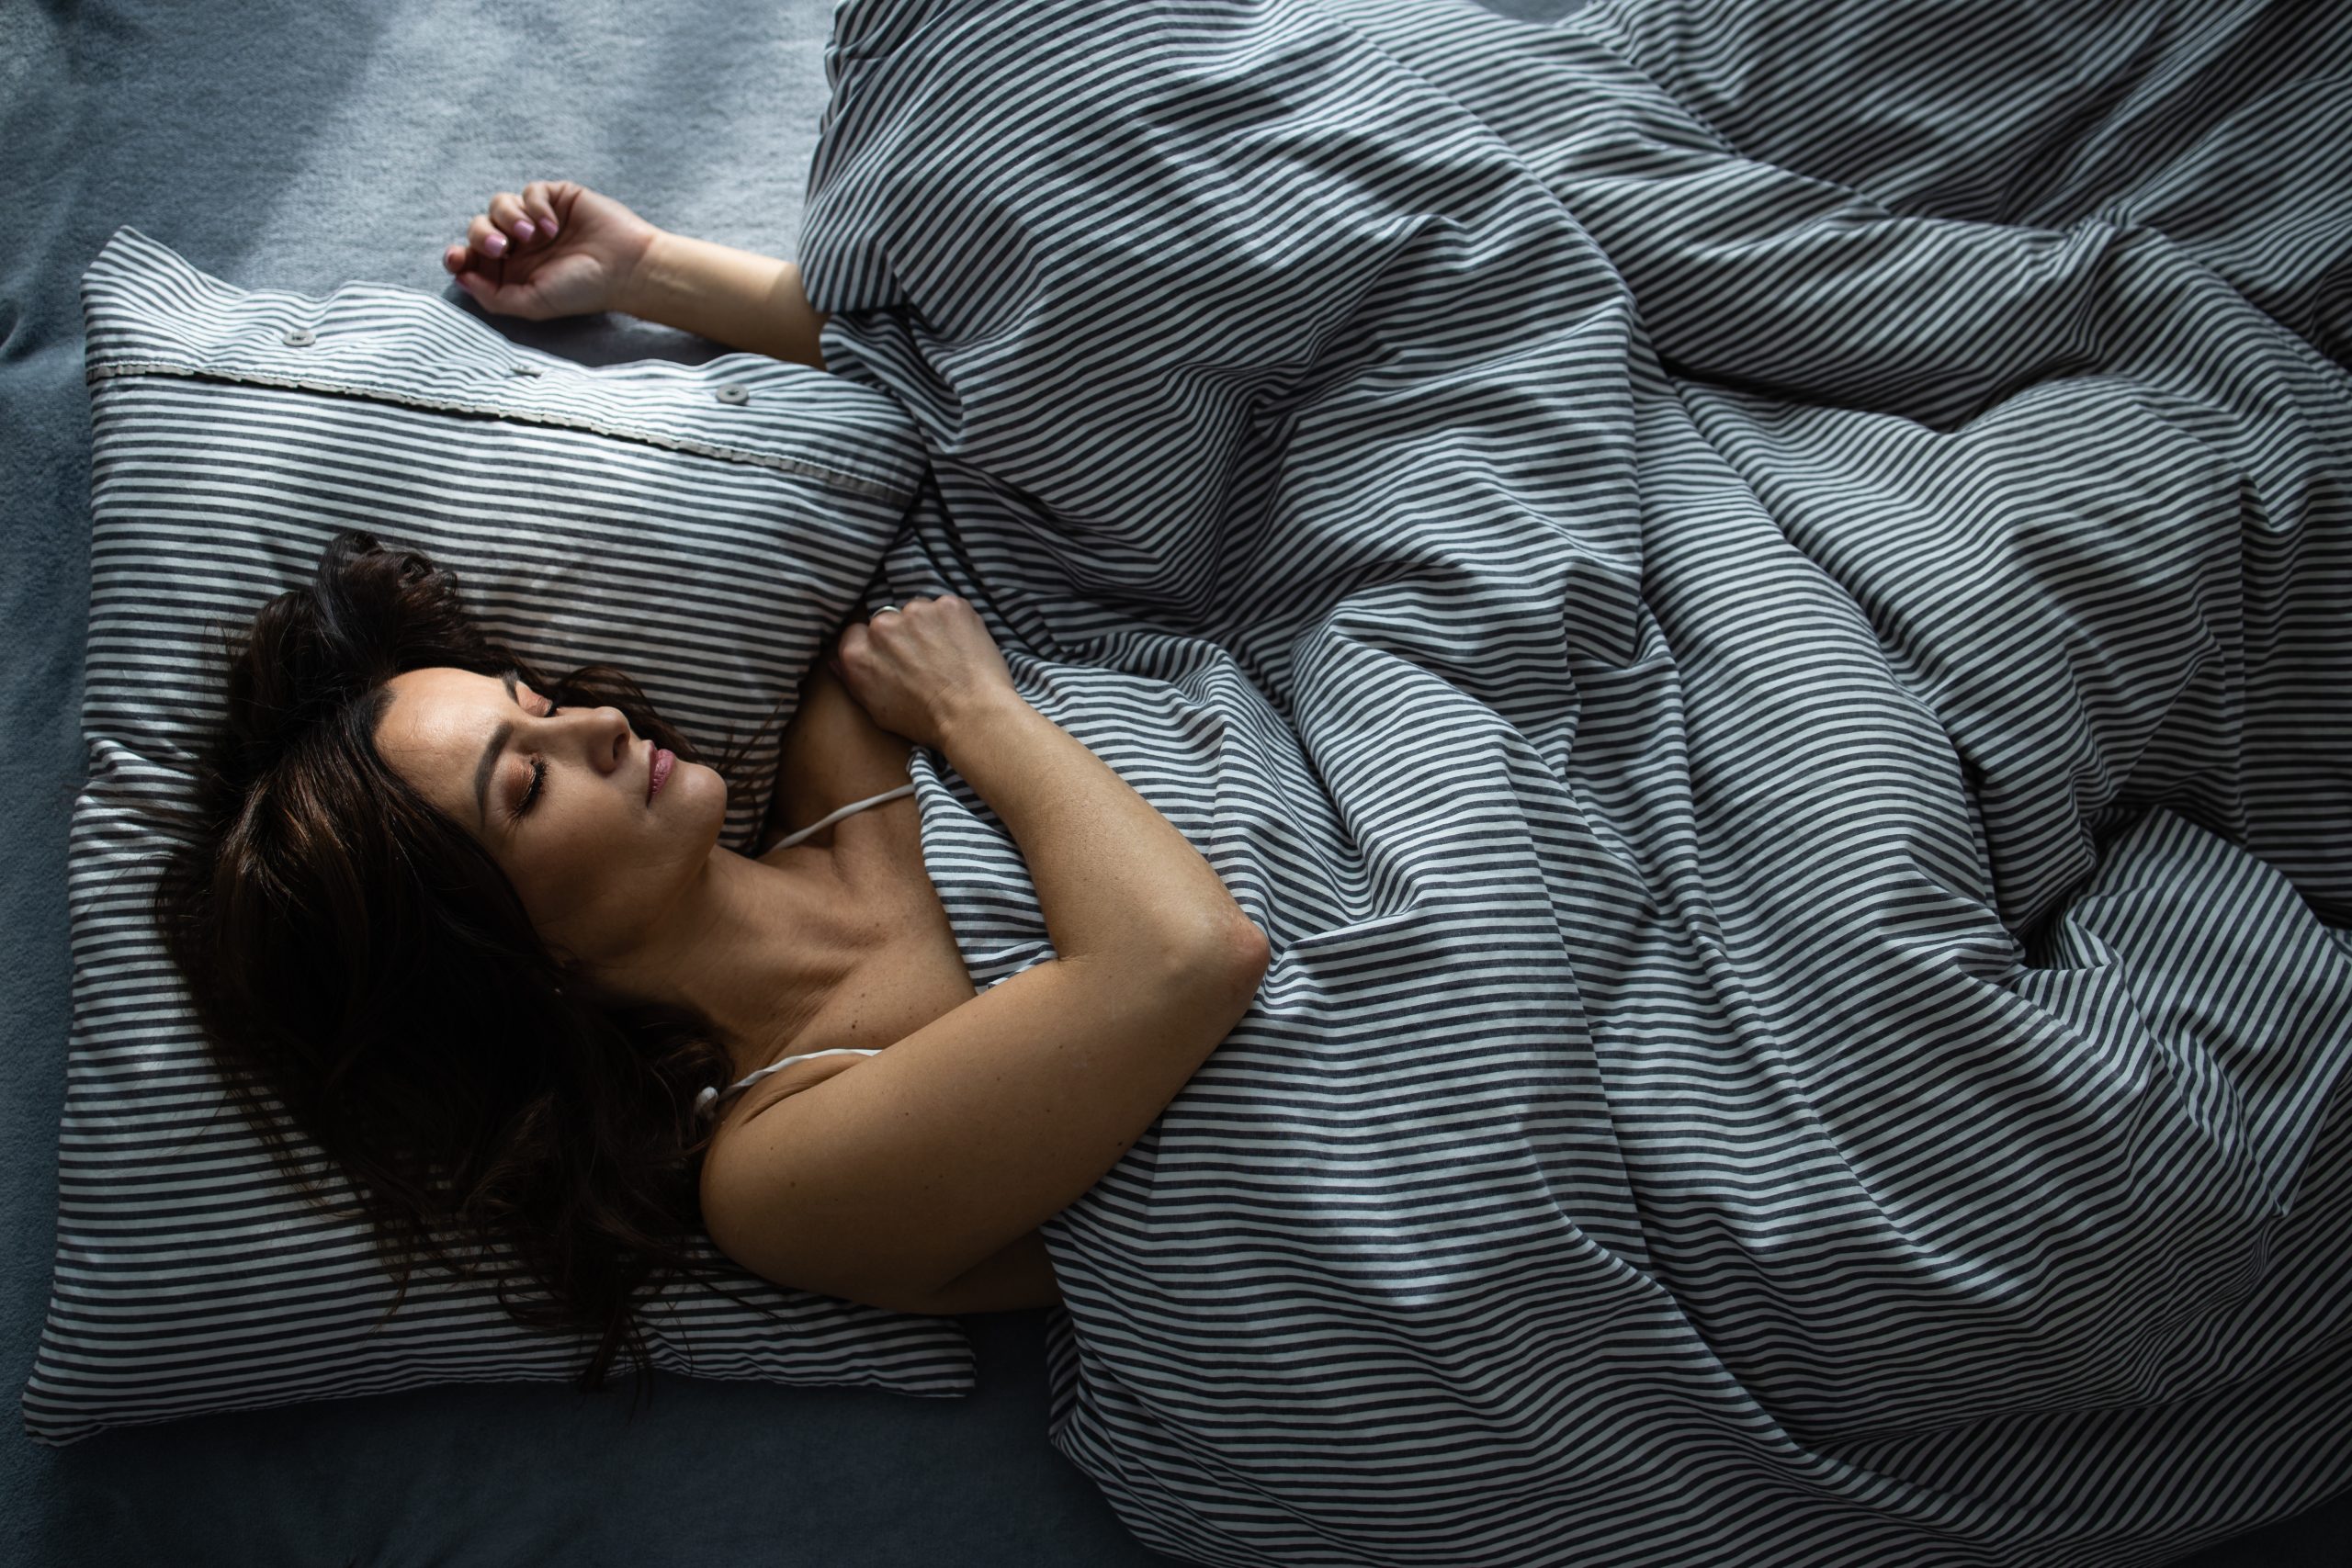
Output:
top-left (797, 0), bottom-right (2352, 1562)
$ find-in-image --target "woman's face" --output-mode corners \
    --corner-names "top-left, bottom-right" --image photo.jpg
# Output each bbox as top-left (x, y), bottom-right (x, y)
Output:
top-left (374, 666), bottom-right (726, 964)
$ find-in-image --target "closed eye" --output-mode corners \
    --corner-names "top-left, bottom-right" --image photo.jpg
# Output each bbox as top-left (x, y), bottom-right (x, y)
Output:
top-left (510, 685), bottom-right (561, 819)
top-left (515, 756), bottom-right (547, 818)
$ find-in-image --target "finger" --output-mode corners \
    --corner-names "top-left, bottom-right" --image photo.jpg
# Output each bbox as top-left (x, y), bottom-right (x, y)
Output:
top-left (488, 191), bottom-right (536, 245)
top-left (543, 179), bottom-right (582, 226)
top-left (466, 212), bottom-right (510, 261)
top-left (837, 624), bottom-right (871, 665)
top-left (442, 243), bottom-right (467, 275)
top-left (452, 266), bottom-right (511, 313)
top-left (521, 181), bottom-right (561, 240)
top-left (452, 262), bottom-right (544, 320)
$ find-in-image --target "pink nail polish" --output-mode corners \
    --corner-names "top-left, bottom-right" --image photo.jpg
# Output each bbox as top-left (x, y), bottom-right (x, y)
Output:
top-left (514, 220), bottom-right (536, 242)
top-left (541, 220), bottom-right (559, 239)
top-left (483, 232), bottom-right (506, 256)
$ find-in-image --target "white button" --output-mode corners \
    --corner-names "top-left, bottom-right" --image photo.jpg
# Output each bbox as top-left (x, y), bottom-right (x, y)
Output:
top-left (281, 329), bottom-right (315, 347)
top-left (507, 365), bottom-right (543, 378)
top-left (715, 385), bottom-right (751, 406)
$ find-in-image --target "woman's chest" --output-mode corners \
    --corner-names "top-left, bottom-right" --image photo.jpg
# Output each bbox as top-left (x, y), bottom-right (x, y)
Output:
top-left (725, 855), bottom-right (978, 1123)
top-left (740, 669), bottom-right (982, 1057)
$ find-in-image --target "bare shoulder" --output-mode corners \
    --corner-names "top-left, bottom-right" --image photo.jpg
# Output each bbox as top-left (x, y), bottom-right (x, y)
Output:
top-left (697, 1053), bottom-right (863, 1252)
top-left (707, 1051), bottom-right (869, 1145)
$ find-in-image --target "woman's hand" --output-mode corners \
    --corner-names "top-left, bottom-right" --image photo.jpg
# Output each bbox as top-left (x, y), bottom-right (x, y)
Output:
top-left (441, 180), bottom-right (661, 321)
top-left (831, 598), bottom-right (1021, 750)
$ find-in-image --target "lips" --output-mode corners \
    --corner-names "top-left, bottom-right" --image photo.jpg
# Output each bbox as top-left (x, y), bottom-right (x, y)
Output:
top-left (647, 745), bottom-right (674, 804)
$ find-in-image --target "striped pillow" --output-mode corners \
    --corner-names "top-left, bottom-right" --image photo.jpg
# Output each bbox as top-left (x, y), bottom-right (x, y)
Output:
top-left (22, 228), bottom-right (973, 1447)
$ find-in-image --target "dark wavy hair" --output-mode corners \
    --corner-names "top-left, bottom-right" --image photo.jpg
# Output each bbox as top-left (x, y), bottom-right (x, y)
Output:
top-left (152, 529), bottom-right (793, 1404)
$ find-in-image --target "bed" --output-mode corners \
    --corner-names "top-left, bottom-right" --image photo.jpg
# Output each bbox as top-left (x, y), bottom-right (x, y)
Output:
top-left (7, 0), bottom-right (2349, 1562)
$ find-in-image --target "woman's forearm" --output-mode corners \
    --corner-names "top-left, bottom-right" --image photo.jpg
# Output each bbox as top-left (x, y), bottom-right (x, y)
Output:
top-left (934, 691), bottom-right (1267, 982)
top-left (618, 231), bottom-right (831, 369)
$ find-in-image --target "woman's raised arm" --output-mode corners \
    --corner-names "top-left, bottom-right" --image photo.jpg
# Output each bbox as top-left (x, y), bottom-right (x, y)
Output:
top-left (616, 231), bottom-right (830, 370)
top-left (442, 179), bottom-right (831, 368)
top-left (699, 598), bottom-right (1270, 1313)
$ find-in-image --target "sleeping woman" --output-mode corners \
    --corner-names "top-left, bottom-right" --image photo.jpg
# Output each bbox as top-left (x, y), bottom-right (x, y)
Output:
top-left (155, 180), bottom-right (1268, 1393)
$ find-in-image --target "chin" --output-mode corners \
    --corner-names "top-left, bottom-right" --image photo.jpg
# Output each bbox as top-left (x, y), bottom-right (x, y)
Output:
top-left (699, 761), bottom-right (728, 815)
top-left (682, 761), bottom-right (729, 836)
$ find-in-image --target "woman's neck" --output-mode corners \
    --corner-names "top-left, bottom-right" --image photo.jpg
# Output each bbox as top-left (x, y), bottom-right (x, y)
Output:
top-left (590, 843), bottom-right (878, 1076)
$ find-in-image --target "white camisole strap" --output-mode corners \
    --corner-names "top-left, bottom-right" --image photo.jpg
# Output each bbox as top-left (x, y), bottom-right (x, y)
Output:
top-left (695, 1047), bottom-right (883, 1117)
top-left (768, 783), bottom-right (918, 851)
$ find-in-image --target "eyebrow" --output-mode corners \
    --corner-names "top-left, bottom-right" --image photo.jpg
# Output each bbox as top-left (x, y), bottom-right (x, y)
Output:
top-left (472, 671), bottom-right (521, 831)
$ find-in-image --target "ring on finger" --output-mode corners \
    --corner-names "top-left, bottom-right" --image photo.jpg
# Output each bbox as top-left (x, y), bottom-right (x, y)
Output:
top-left (873, 604), bottom-right (901, 617)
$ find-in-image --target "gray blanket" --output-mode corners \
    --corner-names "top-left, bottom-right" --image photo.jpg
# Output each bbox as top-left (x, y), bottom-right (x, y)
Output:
top-left (797, 0), bottom-right (2352, 1561)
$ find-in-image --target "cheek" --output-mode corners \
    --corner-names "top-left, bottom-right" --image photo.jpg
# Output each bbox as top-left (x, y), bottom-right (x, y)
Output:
top-left (503, 838), bottom-right (597, 931)
top-left (526, 791), bottom-right (707, 917)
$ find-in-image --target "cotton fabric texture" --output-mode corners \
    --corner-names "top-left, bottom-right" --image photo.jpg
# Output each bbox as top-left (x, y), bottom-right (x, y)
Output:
top-left (795, 0), bottom-right (2352, 1562)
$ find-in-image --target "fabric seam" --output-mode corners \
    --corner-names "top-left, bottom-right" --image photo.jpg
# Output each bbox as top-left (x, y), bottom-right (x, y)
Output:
top-left (85, 358), bottom-right (920, 505)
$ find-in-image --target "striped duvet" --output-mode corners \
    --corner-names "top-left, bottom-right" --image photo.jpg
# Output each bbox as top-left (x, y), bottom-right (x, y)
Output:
top-left (799, 0), bottom-right (2352, 1562)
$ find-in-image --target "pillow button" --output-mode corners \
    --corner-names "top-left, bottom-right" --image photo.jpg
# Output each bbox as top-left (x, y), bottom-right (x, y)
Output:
top-left (715, 385), bottom-right (751, 406)
top-left (281, 328), bottom-right (316, 347)
top-left (508, 365), bottom-right (544, 378)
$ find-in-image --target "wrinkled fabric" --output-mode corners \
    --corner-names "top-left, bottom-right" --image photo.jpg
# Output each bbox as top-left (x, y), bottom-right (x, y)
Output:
top-left (799, 0), bottom-right (2352, 1561)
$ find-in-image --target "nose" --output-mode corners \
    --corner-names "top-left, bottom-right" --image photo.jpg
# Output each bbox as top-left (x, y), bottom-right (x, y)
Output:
top-left (559, 704), bottom-right (634, 775)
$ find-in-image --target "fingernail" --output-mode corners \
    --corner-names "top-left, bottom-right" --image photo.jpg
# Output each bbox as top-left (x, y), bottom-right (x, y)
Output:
top-left (482, 231), bottom-right (506, 256)
top-left (540, 220), bottom-right (558, 239)
top-left (514, 219), bottom-right (536, 242)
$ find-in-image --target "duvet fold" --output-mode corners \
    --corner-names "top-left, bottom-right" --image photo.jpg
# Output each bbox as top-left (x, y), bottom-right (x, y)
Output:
top-left (797, 0), bottom-right (2352, 1561)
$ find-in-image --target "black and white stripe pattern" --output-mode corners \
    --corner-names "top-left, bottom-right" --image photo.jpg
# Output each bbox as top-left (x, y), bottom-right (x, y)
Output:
top-left (799, 0), bottom-right (2352, 1561)
top-left (24, 229), bottom-right (970, 1447)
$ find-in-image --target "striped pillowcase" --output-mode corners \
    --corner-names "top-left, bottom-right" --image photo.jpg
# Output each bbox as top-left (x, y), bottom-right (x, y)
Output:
top-left (22, 228), bottom-right (973, 1447)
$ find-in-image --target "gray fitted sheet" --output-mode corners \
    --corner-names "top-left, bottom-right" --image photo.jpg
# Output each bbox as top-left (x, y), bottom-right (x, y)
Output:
top-left (2, 0), bottom-right (2343, 1562)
